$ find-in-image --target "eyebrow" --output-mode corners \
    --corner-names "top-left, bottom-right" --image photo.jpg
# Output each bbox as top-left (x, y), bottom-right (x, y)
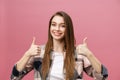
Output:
top-left (51, 21), bottom-right (65, 24)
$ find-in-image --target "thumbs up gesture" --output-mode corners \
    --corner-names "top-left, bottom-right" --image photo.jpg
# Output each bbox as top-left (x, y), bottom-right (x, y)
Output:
top-left (76, 37), bottom-right (92, 56)
top-left (26, 37), bottom-right (41, 57)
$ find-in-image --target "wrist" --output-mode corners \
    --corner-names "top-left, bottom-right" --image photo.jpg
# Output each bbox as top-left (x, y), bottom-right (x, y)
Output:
top-left (24, 51), bottom-right (32, 58)
top-left (86, 51), bottom-right (93, 58)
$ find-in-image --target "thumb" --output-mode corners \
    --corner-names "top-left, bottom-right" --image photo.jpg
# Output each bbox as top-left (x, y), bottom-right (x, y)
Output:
top-left (31, 37), bottom-right (36, 45)
top-left (83, 37), bottom-right (87, 45)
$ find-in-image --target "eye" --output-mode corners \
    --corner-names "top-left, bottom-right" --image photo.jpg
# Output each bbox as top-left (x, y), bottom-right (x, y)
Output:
top-left (51, 23), bottom-right (56, 26)
top-left (60, 24), bottom-right (66, 28)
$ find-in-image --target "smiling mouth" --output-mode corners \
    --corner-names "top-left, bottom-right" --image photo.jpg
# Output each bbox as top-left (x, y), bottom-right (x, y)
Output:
top-left (53, 32), bottom-right (62, 36)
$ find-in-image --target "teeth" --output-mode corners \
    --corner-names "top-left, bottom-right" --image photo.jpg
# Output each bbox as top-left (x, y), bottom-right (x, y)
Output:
top-left (54, 32), bottom-right (61, 36)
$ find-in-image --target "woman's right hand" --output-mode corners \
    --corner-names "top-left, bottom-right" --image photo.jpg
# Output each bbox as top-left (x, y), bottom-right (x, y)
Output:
top-left (25, 37), bottom-right (41, 57)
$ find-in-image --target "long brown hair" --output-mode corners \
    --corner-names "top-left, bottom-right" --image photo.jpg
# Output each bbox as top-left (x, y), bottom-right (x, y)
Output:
top-left (41, 11), bottom-right (76, 80)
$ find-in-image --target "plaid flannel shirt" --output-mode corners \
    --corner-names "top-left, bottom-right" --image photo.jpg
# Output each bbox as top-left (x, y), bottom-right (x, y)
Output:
top-left (11, 45), bottom-right (108, 80)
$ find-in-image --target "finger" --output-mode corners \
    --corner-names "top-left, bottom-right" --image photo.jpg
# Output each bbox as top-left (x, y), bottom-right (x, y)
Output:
top-left (37, 46), bottom-right (41, 51)
top-left (37, 48), bottom-right (41, 55)
top-left (31, 37), bottom-right (36, 45)
top-left (76, 45), bottom-right (79, 50)
top-left (83, 37), bottom-right (87, 45)
top-left (37, 50), bottom-right (41, 53)
top-left (76, 46), bottom-right (80, 52)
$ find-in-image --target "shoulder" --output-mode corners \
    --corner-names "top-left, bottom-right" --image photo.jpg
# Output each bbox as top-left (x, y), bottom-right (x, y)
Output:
top-left (40, 44), bottom-right (46, 49)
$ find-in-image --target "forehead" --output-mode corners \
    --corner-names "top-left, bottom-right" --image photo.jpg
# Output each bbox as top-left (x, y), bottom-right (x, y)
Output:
top-left (51, 15), bottom-right (65, 23)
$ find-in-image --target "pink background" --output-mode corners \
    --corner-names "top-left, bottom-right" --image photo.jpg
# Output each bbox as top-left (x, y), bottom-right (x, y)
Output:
top-left (1, 0), bottom-right (120, 80)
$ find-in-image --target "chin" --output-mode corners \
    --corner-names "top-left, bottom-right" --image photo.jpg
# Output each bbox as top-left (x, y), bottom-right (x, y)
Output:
top-left (53, 36), bottom-right (64, 41)
top-left (54, 37), bottom-right (63, 40)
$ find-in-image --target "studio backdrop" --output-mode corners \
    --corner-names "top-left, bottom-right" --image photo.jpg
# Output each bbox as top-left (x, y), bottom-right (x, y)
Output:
top-left (1, 0), bottom-right (120, 80)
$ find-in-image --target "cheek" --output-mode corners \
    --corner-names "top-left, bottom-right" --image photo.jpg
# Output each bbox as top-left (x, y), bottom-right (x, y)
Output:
top-left (50, 26), bottom-right (54, 32)
top-left (62, 28), bottom-right (66, 33)
top-left (50, 27), bottom-right (55, 37)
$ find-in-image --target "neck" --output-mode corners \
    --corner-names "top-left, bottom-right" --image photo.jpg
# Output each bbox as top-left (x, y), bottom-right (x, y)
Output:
top-left (53, 39), bottom-right (65, 53)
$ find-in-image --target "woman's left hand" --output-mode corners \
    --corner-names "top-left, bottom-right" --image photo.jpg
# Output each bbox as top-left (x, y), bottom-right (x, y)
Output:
top-left (76, 37), bottom-right (92, 56)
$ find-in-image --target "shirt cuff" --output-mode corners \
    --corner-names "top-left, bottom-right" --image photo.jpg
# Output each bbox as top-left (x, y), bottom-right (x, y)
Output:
top-left (12, 64), bottom-right (20, 77)
top-left (101, 64), bottom-right (108, 78)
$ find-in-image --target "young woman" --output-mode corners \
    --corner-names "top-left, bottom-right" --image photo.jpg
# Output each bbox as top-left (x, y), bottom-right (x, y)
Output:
top-left (11, 11), bottom-right (108, 80)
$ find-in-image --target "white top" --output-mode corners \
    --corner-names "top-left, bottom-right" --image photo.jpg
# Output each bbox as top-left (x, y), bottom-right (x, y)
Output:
top-left (47, 51), bottom-right (64, 80)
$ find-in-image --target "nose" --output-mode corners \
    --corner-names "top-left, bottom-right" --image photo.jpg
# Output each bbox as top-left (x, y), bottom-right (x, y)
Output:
top-left (55, 25), bottom-right (60, 30)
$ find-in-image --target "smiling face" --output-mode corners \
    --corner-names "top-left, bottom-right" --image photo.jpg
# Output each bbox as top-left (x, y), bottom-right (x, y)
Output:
top-left (42, 11), bottom-right (76, 80)
top-left (50, 15), bottom-right (66, 41)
